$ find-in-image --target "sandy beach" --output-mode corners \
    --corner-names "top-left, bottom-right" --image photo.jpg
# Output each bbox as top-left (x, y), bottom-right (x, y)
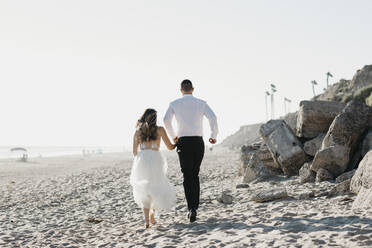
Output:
top-left (1, 151), bottom-right (372, 248)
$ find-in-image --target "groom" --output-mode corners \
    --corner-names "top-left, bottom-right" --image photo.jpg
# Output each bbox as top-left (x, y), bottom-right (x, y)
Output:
top-left (164, 79), bottom-right (218, 223)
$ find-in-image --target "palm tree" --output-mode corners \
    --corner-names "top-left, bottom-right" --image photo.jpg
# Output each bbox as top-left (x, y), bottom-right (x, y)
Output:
top-left (326, 72), bottom-right (333, 88)
top-left (270, 84), bottom-right (277, 119)
top-left (311, 80), bottom-right (318, 97)
top-left (265, 91), bottom-right (270, 121)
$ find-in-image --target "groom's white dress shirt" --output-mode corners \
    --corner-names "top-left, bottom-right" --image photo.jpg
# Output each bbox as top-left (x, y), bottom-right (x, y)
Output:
top-left (163, 94), bottom-right (218, 140)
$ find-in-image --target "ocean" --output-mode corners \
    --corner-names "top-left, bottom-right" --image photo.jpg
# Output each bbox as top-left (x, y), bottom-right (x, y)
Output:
top-left (0, 146), bottom-right (125, 159)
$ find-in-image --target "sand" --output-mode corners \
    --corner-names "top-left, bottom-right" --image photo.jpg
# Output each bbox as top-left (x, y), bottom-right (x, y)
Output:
top-left (1, 150), bottom-right (372, 247)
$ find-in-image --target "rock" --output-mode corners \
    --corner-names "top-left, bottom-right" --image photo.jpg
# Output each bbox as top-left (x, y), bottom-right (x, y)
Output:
top-left (283, 111), bottom-right (298, 134)
top-left (315, 168), bottom-right (334, 182)
top-left (327, 179), bottom-right (352, 198)
top-left (259, 120), bottom-right (307, 176)
top-left (335, 170), bottom-right (356, 183)
top-left (312, 100), bottom-right (372, 177)
top-left (311, 146), bottom-right (350, 176)
top-left (218, 191), bottom-right (233, 204)
top-left (296, 100), bottom-right (345, 139)
top-left (350, 151), bottom-right (372, 195)
top-left (236, 183), bottom-right (249, 189)
top-left (361, 130), bottom-right (372, 157)
top-left (242, 153), bottom-right (277, 183)
top-left (251, 188), bottom-right (288, 203)
top-left (256, 144), bottom-right (281, 171)
top-left (348, 64), bottom-right (372, 91)
top-left (239, 144), bottom-right (259, 176)
top-left (352, 188), bottom-right (372, 209)
top-left (303, 133), bottom-right (326, 156)
top-left (299, 162), bottom-right (316, 183)
top-left (313, 79), bottom-right (351, 102)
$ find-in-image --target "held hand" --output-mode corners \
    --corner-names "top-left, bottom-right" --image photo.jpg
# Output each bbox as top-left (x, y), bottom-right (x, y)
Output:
top-left (171, 144), bottom-right (177, 150)
top-left (173, 137), bottom-right (178, 144)
top-left (209, 138), bottom-right (217, 144)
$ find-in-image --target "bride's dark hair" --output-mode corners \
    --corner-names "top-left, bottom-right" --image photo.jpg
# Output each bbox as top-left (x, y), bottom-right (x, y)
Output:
top-left (136, 108), bottom-right (158, 142)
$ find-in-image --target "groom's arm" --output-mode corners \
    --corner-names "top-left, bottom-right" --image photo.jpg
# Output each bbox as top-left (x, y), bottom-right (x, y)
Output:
top-left (163, 104), bottom-right (176, 140)
top-left (204, 102), bottom-right (218, 141)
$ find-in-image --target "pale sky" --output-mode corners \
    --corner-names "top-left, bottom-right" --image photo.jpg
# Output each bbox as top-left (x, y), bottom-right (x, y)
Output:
top-left (1, 0), bottom-right (372, 147)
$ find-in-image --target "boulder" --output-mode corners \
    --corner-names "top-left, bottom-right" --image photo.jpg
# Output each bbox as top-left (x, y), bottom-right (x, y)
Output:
top-left (296, 101), bottom-right (345, 139)
top-left (303, 133), bottom-right (326, 157)
top-left (242, 153), bottom-right (277, 183)
top-left (239, 144), bottom-right (260, 176)
top-left (259, 120), bottom-right (307, 176)
top-left (350, 150), bottom-right (372, 209)
top-left (315, 168), bottom-right (334, 182)
top-left (256, 144), bottom-right (281, 170)
top-left (283, 112), bottom-right (298, 134)
top-left (327, 179), bottom-right (352, 198)
top-left (311, 146), bottom-right (350, 176)
top-left (335, 170), bottom-right (356, 183)
top-left (251, 188), bottom-right (288, 203)
top-left (352, 188), bottom-right (372, 209)
top-left (299, 162), bottom-right (316, 183)
top-left (312, 101), bottom-right (372, 177)
top-left (350, 151), bottom-right (372, 195)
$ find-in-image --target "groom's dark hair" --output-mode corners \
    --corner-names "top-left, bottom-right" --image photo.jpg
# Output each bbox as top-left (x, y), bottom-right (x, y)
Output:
top-left (181, 79), bottom-right (193, 92)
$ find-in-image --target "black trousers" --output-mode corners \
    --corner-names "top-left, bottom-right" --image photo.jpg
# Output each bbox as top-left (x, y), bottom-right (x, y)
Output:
top-left (176, 136), bottom-right (205, 211)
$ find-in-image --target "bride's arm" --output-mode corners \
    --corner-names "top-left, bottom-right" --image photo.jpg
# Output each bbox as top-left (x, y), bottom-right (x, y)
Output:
top-left (159, 127), bottom-right (176, 150)
top-left (133, 131), bottom-right (140, 156)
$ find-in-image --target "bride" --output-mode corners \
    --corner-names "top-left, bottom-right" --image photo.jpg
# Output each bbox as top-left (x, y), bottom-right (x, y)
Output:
top-left (130, 108), bottom-right (177, 228)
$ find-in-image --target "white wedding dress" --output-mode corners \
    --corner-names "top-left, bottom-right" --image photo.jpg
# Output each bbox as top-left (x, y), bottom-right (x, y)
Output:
top-left (130, 142), bottom-right (176, 211)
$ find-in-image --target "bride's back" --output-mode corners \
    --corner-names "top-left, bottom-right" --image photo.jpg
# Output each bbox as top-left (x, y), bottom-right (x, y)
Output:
top-left (139, 128), bottom-right (161, 150)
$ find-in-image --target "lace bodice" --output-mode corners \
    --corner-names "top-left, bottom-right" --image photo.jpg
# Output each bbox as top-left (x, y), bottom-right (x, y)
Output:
top-left (140, 142), bottom-right (160, 150)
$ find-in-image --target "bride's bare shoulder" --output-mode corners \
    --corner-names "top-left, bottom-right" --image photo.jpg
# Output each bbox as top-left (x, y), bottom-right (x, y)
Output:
top-left (157, 126), bottom-right (165, 133)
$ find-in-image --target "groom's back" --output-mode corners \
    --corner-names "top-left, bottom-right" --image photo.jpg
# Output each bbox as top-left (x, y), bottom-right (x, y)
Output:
top-left (170, 95), bottom-right (206, 133)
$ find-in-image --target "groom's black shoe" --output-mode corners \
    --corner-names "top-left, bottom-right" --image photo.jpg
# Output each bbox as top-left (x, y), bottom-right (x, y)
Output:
top-left (187, 208), bottom-right (197, 223)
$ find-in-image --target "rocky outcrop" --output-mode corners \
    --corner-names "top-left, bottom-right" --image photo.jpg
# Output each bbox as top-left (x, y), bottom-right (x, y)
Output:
top-left (313, 65), bottom-right (372, 103)
top-left (311, 101), bottom-right (372, 177)
top-left (350, 151), bottom-right (372, 208)
top-left (303, 133), bottom-right (326, 157)
top-left (313, 79), bottom-right (351, 102)
top-left (348, 65), bottom-right (372, 91)
top-left (296, 101), bottom-right (345, 139)
top-left (259, 120), bottom-right (307, 176)
top-left (251, 188), bottom-right (288, 203)
top-left (299, 162), bottom-right (316, 183)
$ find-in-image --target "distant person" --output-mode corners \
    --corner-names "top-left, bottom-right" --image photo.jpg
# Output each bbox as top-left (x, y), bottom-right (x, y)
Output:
top-left (130, 108), bottom-right (177, 228)
top-left (164, 79), bottom-right (218, 223)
